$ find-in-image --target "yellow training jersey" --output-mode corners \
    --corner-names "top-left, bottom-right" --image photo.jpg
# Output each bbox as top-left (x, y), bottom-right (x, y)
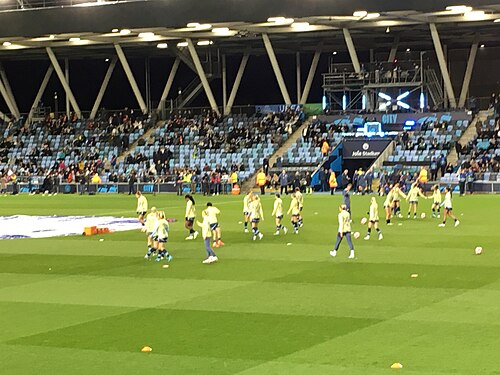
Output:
top-left (433, 189), bottom-right (442, 204)
top-left (243, 195), bottom-right (251, 213)
top-left (369, 202), bottom-right (379, 221)
top-left (272, 198), bottom-right (283, 217)
top-left (384, 191), bottom-right (394, 207)
top-left (205, 206), bottom-right (220, 224)
top-left (137, 196), bottom-right (148, 212)
top-left (154, 218), bottom-right (169, 239)
top-left (392, 187), bottom-right (407, 201)
top-left (249, 200), bottom-right (264, 220)
top-left (338, 210), bottom-right (352, 233)
top-left (197, 217), bottom-right (212, 239)
top-left (295, 191), bottom-right (304, 208)
top-left (287, 197), bottom-right (300, 216)
top-left (408, 187), bottom-right (425, 202)
top-left (145, 212), bottom-right (157, 233)
top-left (185, 200), bottom-right (196, 218)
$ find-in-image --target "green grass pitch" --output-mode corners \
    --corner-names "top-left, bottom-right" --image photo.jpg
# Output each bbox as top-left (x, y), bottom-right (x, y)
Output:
top-left (0, 193), bottom-right (499, 374)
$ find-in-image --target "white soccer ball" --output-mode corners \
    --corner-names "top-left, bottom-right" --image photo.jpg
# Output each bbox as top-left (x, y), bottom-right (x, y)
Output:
top-left (475, 246), bottom-right (483, 255)
top-left (361, 217), bottom-right (368, 225)
top-left (420, 213), bottom-right (426, 219)
top-left (353, 232), bottom-right (360, 239)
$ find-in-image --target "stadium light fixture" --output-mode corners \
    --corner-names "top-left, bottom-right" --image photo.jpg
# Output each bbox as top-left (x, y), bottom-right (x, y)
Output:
top-left (105, 58), bottom-right (110, 62)
top-left (157, 43), bottom-right (168, 49)
top-left (397, 91), bottom-right (410, 101)
top-left (480, 44), bottom-right (485, 48)
top-left (378, 92), bottom-right (392, 101)
top-left (197, 40), bottom-right (213, 46)
top-left (406, 48), bottom-right (411, 52)
top-left (69, 37), bottom-right (81, 42)
top-left (365, 13), bottom-right (380, 19)
top-left (353, 10), bottom-right (368, 18)
top-left (464, 10), bottom-right (486, 20)
top-left (494, 18), bottom-right (500, 23)
top-left (362, 94), bottom-right (367, 110)
top-left (420, 92), bottom-right (425, 109)
top-left (2, 41), bottom-right (11, 47)
top-left (332, 51), bottom-right (337, 55)
top-left (187, 23), bottom-right (212, 30)
top-left (177, 41), bottom-right (188, 47)
top-left (397, 101), bottom-right (410, 109)
top-left (386, 27), bottom-right (390, 33)
top-left (291, 22), bottom-right (311, 31)
top-left (120, 29), bottom-right (131, 35)
top-left (267, 17), bottom-right (294, 25)
top-left (138, 32), bottom-right (155, 40)
top-left (342, 94), bottom-right (347, 111)
top-left (445, 5), bottom-right (473, 14)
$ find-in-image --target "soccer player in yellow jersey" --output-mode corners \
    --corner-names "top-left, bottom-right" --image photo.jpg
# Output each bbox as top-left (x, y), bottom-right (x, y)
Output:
top-left (431, 184), bottom-right (442, 218)
top-left (287, 192), bottom-right (301, 234)
top-left (135, 191), bottom-right (148, 226)
top-left (144, 207), bottom-right (158, 259)
top-left (152, 211), bottom-right (172, 262)
top-left (272, 193), bottom-right (287, 235)
top-left (242, 191), bottom-right (253, 233)
top-left (406, 182), bottom-right (428, 219)
top-left (330, 204), bottom-right (355, 259)
top-left (364, 197), bottom-right (383, 240)
top-left (205, 202), bottom-right (224, 247)
top-left (197, 210), bottom-right (218, 264)
top-left (438, 187), bottom-right (460, 227)
top-left (384, 187), bottom-right (395, 225)
top-left (249, 194), bottom-right (264, 241)
top-left (184, 194), bottom-right (199, 240)
top-left (294, 187), bottom-right (304, 227)
top-left (392, 185), bottom-right (407, 218)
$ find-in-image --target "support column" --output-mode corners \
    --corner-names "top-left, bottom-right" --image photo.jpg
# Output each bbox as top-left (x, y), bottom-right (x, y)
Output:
top-left (296, 52), bottom-right (301, 104)
top-left (262, 33), bottom-right (292, 105)
top-left (28, 65), bottom-right (54, 124)
top-left (300, 49), bottom-right (321, 105)
top-left (0, 63), bottom-right (20, 119)
top-left (387, 36), bottom-right (400, 62)
top-left (0, 76), bottom-right (18, 120)
top-left (222, 54), bottom-right (227, 114)
top-left (114, 44), bottom-right (148, 114)
top-left (458, 36), bottom-right (479, 108)
top-left (46, 47), bottom-right (82, 118)
top-left (429, 23), bottom-right (457, 108)
top-left (186, 39), bottom-right (220, 115)
top-left (157, 57), bottom-right (180, 113)
top-left (225, 53), bottom-right (249, 115)
top-left (65, 58), bottom-right (70, 117)
top-left (90, 57), bottom-right (117, 120)
top-left (342, 28), bottom-right (361, 74)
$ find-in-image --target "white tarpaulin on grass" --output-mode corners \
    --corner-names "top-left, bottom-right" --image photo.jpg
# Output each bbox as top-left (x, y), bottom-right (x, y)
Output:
top-left (0, 215), bottom-right (142, 239)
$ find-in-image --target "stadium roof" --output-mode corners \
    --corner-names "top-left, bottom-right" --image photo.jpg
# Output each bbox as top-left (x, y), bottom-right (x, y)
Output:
top-left (0, 0), bottom-right (499, 59)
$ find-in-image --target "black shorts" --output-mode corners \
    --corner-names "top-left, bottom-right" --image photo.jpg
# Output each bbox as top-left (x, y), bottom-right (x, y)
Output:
top-left (158, 237), bottom-right (167, 243)
top-left (185, 217), bottom-right (194, 223)
top-left (210, 223), bottom-right (219, 230)
top-left (276, 215), bottom-right (283, 220)
top-left (445, 207), bottom-right (452, 212)
top-left (252, 218), bottom-right (260, 223)
top-left (409, 201), bottom-right (418, 205)
top-left (369, 220), bottom-right (379, 223)
top-left (299, 207), bottom-right (303, 212)
top-left (137, 211), bottom-right (147, 216)
top-left (243, 211), bottom-right (250, 216)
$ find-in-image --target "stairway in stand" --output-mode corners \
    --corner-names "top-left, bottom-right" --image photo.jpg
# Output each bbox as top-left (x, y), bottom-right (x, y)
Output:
top-left (241, 119), bottom-right (312, 192)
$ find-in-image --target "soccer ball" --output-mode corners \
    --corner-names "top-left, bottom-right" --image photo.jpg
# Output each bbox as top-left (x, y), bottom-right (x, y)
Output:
top-left (420, 213), bottom-right (426, 219)
top-left (361, 217), bottom-right (368, 225)
top-left (475, 246), bottom-right (483, 255)
top-left (353, 232), bottom-right (360, 239)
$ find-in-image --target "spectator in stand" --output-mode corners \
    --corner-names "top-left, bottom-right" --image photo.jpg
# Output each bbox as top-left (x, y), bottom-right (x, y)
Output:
top-left (430, 157), bottom-right (439, 181)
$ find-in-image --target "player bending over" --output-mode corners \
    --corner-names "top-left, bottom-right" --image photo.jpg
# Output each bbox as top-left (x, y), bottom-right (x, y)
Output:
top-left (330, 204), bottom-right (355, 259)
top-left (272, 193), bottom-right (287, 235)
top-left (364, 197), bottom-right (383, 240)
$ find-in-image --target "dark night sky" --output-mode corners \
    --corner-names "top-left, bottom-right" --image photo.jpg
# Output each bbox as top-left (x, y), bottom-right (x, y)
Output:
top-left (1, 46), bottom-right (499, 115)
